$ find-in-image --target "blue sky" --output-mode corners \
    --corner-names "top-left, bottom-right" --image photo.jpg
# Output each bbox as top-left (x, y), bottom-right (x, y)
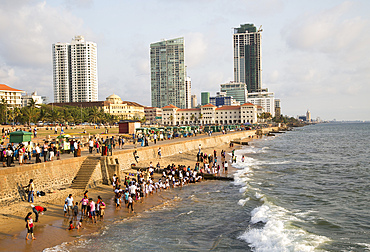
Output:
top-left (0, 0), bottom-right (369, 121)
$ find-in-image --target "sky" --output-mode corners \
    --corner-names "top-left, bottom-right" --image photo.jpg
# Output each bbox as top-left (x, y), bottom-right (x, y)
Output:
top-left (0, 0), bottom-right (369, 121)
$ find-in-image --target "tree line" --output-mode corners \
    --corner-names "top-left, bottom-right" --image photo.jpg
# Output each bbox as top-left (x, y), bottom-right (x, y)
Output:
top-left (0, 99), bottom-right (134, 125)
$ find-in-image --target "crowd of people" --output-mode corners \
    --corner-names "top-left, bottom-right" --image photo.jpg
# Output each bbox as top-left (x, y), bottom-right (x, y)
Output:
top-left (112, 163), bottom-right (203, 214)
top-left (196, 148), bottom-right (230, 175)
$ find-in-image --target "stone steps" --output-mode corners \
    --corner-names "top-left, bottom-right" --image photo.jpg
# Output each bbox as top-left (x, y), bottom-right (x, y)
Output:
top-left (70, 157), bottom-right (101, 190)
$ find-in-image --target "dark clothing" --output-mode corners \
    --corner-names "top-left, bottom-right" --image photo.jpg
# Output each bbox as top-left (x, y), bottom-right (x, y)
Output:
top-left (32, 207), bottom-right (39, 222)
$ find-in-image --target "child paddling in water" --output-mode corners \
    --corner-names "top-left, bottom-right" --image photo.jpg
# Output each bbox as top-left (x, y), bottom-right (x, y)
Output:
top-left (25, 212), bottom-right (36, 240)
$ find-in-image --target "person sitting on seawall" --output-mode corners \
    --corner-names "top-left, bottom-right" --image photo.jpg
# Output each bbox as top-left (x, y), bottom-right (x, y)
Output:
top-left (31, 204), bottom-right (47, 222)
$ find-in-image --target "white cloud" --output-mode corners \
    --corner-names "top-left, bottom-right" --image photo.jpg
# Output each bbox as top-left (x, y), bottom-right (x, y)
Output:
top-left (0, 1), bottom-right (89, 97)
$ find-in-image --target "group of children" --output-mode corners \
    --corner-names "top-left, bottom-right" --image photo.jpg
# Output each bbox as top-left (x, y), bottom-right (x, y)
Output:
top-left (63, 191), bottom-right (106, 231)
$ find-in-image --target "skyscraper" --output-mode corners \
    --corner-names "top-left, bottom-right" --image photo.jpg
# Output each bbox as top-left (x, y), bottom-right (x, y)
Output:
top-left (150, 37), bottom-right (190, 109)
top-left (201, 92), bottom-right (210, 105)
top-left (53, 35), bottom-right (98, 103)
top-left (220, 81), bottom-right (248, 104)
top-left (233, 24), bottom-right (262, 93)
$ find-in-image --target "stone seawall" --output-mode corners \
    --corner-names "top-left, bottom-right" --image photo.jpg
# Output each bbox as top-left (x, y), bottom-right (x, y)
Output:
top-left (0, 127), bottom-right (278, 204)
top-left (0, 157), bottom-right (85, 205)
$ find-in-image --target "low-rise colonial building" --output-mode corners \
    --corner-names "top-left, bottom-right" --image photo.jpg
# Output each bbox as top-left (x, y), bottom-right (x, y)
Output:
top-left (162, 103), bottom-right (257, 125)
top-left (50, 94), bottom-right (145, 120)
top-left (0, 84), bottom-right (25, 108)
top-left (144, 107), bottom-right (162, 125)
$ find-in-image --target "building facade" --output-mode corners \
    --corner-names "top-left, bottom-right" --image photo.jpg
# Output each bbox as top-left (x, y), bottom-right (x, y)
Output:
top-left (50, 94), bottom-right (144, 120)
top-left (275, 99), bottom-right (281, 118)
top-left (210, 92), bottom-right (240, 107)
top-left (144, 107), bottom-right (162, 125)
top-left (247, 91), bottom-right (275, 117)
top-left (21, 91), bottom-right (43, 107)
top-left (150, 37), bottom-right (190, 109)
top-left (220, 81), bottom-right (247, 104)
top-left (201, 92), bottom-right (210, 105)
top-left (191, 94), bottom-right (197, 108)
top-left (233, 24), bottom-right (262, 93)
top-left (161, 103), bottom-right (257, 125)
top-left (0, 84), bottom-right (24, 108)
top-left (53, 35), bottom-right (98, 103)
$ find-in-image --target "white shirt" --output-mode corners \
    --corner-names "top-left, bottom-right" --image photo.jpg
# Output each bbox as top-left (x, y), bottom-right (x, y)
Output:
top-left (65, 196), bottom-right (74, 206)
top-left (129, 184), bottom-right (137, 194)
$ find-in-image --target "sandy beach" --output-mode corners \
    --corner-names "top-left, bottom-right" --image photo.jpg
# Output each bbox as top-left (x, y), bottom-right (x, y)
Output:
top-left (0, 138), bottom-right (247, 251)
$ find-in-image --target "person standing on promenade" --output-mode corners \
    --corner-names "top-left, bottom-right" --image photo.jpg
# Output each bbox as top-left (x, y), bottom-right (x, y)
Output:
top-left (153, 133), bottom-right (157, 144)
top-left (31, 204), bottom-right (47, 222)
top-left (27, 142), bottom-right (33, 162)
top-left (88, 138), bottom-right (94, 154)
top-left (65, 194), bottom-right (74, 216)
top-left (35, 144), bottom-right (41, 163)
top-left (224, 161), bottom-right (228, 174)
top-left (96, 139), bottom-right (100, 153)
top-left (43, 141), bottom-right (48, 162)
top-left (73, 141), bottom-right (78, 157)
top-left (158, 147), bottom-right (161, 159)
top-left (5, 146), bottom-right (12, 167)
top-left (1, 145), bottom-right (6, 167)
top-left (25, 212), bottom-right (36, 240)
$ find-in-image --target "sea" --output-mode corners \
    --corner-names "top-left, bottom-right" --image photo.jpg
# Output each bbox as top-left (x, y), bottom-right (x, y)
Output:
top-left (45, 122), bottom-right (370, 251)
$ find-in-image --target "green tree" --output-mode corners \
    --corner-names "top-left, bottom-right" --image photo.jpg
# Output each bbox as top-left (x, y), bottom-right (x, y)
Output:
top-left (88, 107), bottom-right (101, 124)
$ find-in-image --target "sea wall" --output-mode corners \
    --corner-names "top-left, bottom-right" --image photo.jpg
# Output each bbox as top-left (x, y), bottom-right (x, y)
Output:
top-left (0, 156), bottom-right (85, 205)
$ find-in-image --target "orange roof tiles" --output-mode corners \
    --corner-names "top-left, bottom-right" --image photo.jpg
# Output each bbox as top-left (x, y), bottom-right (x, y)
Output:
top-left (0, 84), bottom-right (23, 92)
top-left (241, 102), bottom-right (255, 106)
top-left (202, 103), bottom-right (217, 108)
top-left (216, 106), bottom-right (241, 110)
top-left (162, 104), bottom-right (179, 109)
top-left (177, 108), bottom-right (201, 111)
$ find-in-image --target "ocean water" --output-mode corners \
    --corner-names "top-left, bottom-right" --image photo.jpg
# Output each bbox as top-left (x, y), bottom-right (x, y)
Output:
top-left (45, 123), bottom-right (370, 252)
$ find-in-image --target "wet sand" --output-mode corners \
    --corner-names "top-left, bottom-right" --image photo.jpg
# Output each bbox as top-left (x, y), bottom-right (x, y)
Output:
top-left (0, 139), bottom-right (250, 251)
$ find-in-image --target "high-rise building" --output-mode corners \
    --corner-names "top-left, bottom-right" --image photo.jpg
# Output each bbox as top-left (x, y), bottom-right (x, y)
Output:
top-left (185, 76), bottom-right (191, 109)
top-left (247, 91), bottom-right (275, 117)
top-left (233, 24), bottom-right (262, 93)
top-left (275, 99), bottom-right (281, 118)
top-left (306, 110), bottom-right (311, 122)
top-left (191, 94), bottom-right (197, 108)
top-left (201, 92), bottom-right (210, 105)
top-left (220, 81), bottom-right (247, 104)
top-left (150, 37), bottom-right (189, 109)
top-left (53, 35), bottom-right (98, 103)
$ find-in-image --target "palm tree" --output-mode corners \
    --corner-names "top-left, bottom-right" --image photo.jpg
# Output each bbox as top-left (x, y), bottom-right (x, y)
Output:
top-left (169, 115), bottom-right (173, 125)
top-left (22, 106), bottom-right (40, 125)
top-left (199, 113), bottom-right (203, 125)
top-left (89, 107), bottom-right (101, 124)
top-left (181, 116), bottom-right (185, 125)
top-left (0, 99), bottom-right (7, 123)
top-left (190, 114), bottom-right (195, 124)
top-left (141, 116), bottom-right (146, 124)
